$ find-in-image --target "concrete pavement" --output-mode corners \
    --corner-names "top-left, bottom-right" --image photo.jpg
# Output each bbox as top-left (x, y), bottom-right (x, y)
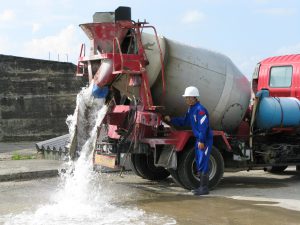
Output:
top-left (0, 142), bottom-right (63, 182)
top-left (0, 142), bottom-right (36, 153)
top-left (0, 159), bottom-right (64, 182)
top-left (0, 142), bottom-right (36, 160)
top-left (0, 141), bottom-right (129, 182)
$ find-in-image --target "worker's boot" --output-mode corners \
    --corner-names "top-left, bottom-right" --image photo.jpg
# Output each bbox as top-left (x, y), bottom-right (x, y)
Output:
top-left (192, 173), bottom-right (209, 196)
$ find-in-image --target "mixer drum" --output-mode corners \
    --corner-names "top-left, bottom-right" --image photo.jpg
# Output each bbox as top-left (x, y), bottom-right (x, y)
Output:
top-left (141, 34), bottom-right (251, 134)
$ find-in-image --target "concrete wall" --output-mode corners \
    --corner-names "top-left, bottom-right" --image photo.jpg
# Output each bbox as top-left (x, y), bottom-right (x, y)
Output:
top-left (0, 54), bottom-right (87, 141)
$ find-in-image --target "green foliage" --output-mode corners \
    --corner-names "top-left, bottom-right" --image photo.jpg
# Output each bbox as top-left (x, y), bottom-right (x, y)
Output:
top-left (11, 153), bottom-right (36, 160)
top-left (11, 154), bottom-right (21, 160)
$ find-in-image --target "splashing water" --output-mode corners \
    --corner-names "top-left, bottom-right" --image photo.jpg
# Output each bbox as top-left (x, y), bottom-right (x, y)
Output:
top-left (2, 84), bottom-right (176, 225)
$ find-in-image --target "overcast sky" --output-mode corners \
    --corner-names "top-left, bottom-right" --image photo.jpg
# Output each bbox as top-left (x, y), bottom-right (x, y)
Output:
top-left (0, 0), bottom-right (299, 79)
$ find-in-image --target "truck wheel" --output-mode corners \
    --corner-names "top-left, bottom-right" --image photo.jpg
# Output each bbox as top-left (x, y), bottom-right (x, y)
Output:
top-left (267, 166), bottom-right (288, 173)
top-left (178, 146), bottom-right (224, 190)
top-left (168, 168), bottom-right (187, 189)
top-left (129, 154), bottom-right (143, 178)
top-left (168, 151), bottom-right (190, 189)
top-left (134, 154), bottom-right (170, 181)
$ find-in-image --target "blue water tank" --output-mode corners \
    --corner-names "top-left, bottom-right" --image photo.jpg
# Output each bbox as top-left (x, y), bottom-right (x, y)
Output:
top-left (256, 96), bottom-right (300, 129)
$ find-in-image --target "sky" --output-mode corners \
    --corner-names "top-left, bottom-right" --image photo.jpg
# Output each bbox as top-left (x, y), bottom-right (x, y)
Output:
top-left (0, 0), bottom-right (300, 80)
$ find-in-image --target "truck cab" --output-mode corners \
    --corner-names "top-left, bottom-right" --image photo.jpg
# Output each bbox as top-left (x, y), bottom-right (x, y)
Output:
top-left (252, 54), bottom-right (300, 99)
top-left (246, 54), bottom-right (300, 173)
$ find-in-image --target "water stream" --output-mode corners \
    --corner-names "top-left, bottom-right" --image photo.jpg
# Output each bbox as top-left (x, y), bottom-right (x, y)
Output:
top-left (2, 84), bottom-right (176, 225)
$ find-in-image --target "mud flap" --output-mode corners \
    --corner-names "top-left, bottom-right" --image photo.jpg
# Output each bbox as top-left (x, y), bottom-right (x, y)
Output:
top-left (154, 146), bottom-right (177, 169)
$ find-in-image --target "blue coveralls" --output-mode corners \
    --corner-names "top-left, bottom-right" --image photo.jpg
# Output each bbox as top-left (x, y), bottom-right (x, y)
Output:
top-left (171, 102), bottom-right (213, 174)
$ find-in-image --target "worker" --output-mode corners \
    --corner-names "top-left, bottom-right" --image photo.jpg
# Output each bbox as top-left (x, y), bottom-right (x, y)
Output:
top-left (164, 86), bottom-right (213, 195)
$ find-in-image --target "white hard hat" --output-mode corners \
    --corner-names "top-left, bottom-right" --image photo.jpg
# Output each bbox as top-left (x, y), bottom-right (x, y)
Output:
top-left (182, 86), bottom-right (200, 97)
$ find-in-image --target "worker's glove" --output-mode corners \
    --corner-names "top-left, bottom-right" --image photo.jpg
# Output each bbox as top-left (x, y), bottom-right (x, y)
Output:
top-left (198, 142), bottom-right (205, 150)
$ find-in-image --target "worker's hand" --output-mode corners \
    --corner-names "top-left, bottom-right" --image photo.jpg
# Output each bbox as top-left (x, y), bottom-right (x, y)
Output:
top-left (164, 115), bottom-right (171, 122)
top-left (198, 142), bottom-right (205, 149)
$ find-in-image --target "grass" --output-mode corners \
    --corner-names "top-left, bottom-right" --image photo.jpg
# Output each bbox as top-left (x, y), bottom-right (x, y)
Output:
top-left (11, 153), bottom-right (36, 160)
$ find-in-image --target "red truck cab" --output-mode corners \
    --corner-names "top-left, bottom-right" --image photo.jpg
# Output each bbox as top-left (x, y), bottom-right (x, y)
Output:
top-left (252, 54), bottom-right (300, 99)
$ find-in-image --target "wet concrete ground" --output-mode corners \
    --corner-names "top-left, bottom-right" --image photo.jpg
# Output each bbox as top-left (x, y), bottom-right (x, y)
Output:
top-left (0, 169), bottom-right (299, 225)
top-left (115, 169), bottom-right (300, 225)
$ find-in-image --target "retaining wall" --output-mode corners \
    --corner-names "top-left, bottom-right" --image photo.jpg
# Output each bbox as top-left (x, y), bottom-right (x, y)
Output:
top-left (0, 54), bottom-right (87, 141)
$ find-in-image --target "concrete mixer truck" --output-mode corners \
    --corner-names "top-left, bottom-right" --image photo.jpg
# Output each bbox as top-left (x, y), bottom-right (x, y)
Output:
top-left (72, 6), bottom-right (300, 190)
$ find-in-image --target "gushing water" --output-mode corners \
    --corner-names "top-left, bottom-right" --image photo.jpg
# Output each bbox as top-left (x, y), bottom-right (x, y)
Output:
top-left (2, 84), bottom-right (176, 225)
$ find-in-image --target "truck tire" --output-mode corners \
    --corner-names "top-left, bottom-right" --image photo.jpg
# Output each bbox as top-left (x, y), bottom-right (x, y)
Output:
top-left (134, 154), bottom-right (170, 181)
top-left (267, 166), bottom-right (288, 173)
top-left (168, 151), bottom-right (190, 189)
top-left (129, 154), bottom-right (143, 178)
top-left (178, 146), bottom-right (224, 190)
top-left (168, 168), bottom-right (187, 189)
